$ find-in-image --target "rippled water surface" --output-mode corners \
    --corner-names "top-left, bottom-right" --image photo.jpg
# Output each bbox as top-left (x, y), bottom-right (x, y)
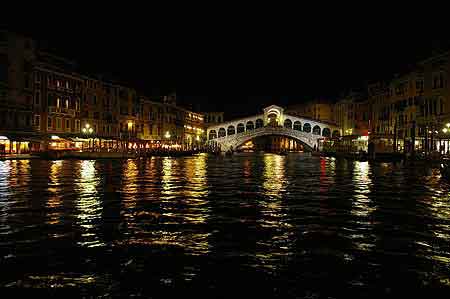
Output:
top-left (1, 153), bottom-right (450, 297)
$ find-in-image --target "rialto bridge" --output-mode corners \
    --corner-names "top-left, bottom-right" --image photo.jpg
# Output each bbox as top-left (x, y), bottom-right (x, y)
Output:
top-left (206, 105), bottom-right (340, 152)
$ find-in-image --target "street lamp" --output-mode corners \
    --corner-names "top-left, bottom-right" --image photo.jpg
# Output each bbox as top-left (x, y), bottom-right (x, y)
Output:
top-left (82, 123), bottom-right (93, 151)
top-left (165, 131), bottom-right (171, 139)
top-left (442, 126), bottom-right (450, 155)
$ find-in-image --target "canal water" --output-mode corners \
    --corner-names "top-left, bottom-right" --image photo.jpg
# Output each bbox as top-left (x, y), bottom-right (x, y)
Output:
top-left (1, 153), bottom-right (450, 297)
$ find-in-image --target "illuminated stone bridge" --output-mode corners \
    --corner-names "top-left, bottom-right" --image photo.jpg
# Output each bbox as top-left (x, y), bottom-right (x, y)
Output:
top-left (206, 105), bottom-right (340, 152)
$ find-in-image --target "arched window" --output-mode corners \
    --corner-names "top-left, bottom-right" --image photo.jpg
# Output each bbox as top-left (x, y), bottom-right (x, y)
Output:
top-left (313, 125), bottom-right (321, 135)
top-left (293, 121), bottom-right (302, 131)
top-left (322, 128), bottom-right (331, 137)
top-left (332, 130), bottom-right (340, 138)
top-left (237, 123), bottom-right (245, 133)
top-left (218, 127), bottom-right (226, 137)
top-left (208, 130), bottom-right (217, 140)
top-left (227, 125), bottom-right (235, 135)
top-left (255, 119), bottom-right (264, 129)
top-left (246, 121), bottom-right (254, 131)
top-left (284, 119), bottom-right (292, 128)
top-left (303, 123), bottom-right (311, 133)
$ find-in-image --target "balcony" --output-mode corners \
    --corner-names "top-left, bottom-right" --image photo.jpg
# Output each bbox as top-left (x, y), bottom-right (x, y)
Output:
top-left (48, 106), bottom-right (76, 117)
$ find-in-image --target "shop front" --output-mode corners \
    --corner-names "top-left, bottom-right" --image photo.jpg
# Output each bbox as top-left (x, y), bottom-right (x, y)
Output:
top-left (0, 135), bottom-right (33, 154)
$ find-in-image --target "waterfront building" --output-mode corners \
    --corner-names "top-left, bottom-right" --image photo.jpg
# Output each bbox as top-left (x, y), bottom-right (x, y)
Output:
top-left (203, 112), bottom-right (224, 126)
top-left (0, 30), bottom-right (36, 153)
top-left (0, 31), bottom-right (202, 154)
top-left (33, 52), bottom-right (83, 151)
top-left (418, 52), bottom-right (450, 153)
top-left (285, 99), bottom-right (335, 123)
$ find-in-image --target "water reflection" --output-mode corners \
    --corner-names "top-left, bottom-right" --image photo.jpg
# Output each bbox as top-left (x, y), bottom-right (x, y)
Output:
top-left (182, 154), bottom-right (210, 255)
top-left (183, 154), bottom-right (209, 222)
top-left (1, 155), bottom-right (450, 296)
top-left (75, 160), bottom-right (104, 248)
top-left (0, 161), bottom-right (12, 233)
top-left (256, 154), bottom-right (294, 272)
top-left (46, 160), bottom-right (63, 225)
top-left (262, 154), bottom-right (286, 199)
top-left (351, 161), bottom-right (376, 252)
top-left (122, 159), bottom-right (139, 231)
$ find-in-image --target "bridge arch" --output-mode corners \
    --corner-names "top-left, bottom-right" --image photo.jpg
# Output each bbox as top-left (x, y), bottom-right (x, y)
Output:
top-left (303, 123), bottom-right (311, 133)
top-left (237, 123), bottom-right (245, 133)
top-left (209, 130), bottom-right (217, 140)
top-left (255, 119), bottom-right (264, 129)
top-left (332, 130), bottom-right (340, 138)
top-left (227, 128), bottom-right (316, 152)
top-left (227, 125), bottom-right (236, 135)
top-left (284, 119), bottom-right (292, 129)
top-left (322, 128), bottom-right (331, 137)
top-left (312, 125), bottom-right (321, 135)
top-left (218, 127), bottom-right (226, 137)
top-left (293, 121), bottom-right (302, 131)
top-left (246, 121), bottom-right (254, 131)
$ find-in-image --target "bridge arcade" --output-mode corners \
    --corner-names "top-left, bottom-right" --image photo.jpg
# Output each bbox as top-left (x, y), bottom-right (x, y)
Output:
top-left (206, 105), bottom-right (340, 152)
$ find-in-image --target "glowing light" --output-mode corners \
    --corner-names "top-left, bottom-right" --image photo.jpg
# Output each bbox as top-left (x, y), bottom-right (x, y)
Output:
top-left (88, 128), bottom-right (93, 133)
top-left (46, 160), bottom-right (63, 225)
top-left (165, 131), bottom-right (171, 139)
top-left (76, 160), bottom-right (104, 248)
top-left (128, 121), bottom-right (133, 130)
top-left (263, 154), bottom-right (285, 199)
top-left (447, 123), bottom-right (450, 128)
top-left (85, 124), bottom-right (90, 129)
top-left (444, 128), bottom-right (448, 133)
top-left (82, 128), bottom-right (87, 133)
top-left (351, 161), bottom-right (376, 253)
top-left (196, 135), bottom-right (200, 141)
top-left (51, 135), bottom-right (60, 140)
top-left (0, 136), bottom-right (8, 140)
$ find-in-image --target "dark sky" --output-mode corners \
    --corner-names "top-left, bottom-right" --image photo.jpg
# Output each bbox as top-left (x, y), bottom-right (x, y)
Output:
top-left (5, 22), bottom-right (449, 119)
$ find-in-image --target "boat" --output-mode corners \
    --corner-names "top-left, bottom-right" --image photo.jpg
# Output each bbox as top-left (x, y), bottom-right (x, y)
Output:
top-left (440, 158), bottom-right (450, 177)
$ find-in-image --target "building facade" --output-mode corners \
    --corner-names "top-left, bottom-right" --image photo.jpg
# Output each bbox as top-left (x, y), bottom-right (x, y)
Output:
top-left (0, 31), bottom-right (203, 153)
top-left (285, 99), bottom-right (335, 123)
top-left (0, 31), bottom-right (36, 153)
top-left (203, 112), bottom-right (224, 126)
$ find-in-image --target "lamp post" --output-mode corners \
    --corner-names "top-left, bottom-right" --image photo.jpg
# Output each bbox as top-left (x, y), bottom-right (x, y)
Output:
top-left (165, 131), bottom-right (171, 148)
top-left (82, 123), bottom-right (93, 151)
top-left (443, 126), bottom-right (450, 155)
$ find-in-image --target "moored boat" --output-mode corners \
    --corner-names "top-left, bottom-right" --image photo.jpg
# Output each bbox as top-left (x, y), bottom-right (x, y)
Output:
top-left (440, 158), bottom-right (450, 177)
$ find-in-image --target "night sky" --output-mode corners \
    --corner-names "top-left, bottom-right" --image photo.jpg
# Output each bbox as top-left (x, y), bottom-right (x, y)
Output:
top-left (5, 23), bottom-right (449, 119)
